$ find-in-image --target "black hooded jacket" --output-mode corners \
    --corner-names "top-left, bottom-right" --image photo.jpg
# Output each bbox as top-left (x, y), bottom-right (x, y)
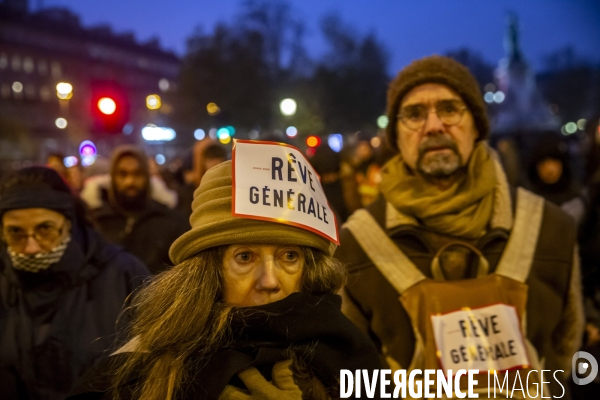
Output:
top-left (0, 224), bottom-right (149, 400)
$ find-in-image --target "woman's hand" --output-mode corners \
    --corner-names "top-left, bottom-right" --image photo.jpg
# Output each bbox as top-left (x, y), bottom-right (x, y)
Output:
top-left (218, 360), bottom-right (303, 400)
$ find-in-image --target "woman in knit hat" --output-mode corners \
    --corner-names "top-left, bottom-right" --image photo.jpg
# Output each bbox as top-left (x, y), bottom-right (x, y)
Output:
top-left (70, 153), bottom-right (381, 400)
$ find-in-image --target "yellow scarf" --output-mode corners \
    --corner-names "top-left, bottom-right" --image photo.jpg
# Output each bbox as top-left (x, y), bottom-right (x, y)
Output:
top-left (379, 143), bottom-right (497, 239)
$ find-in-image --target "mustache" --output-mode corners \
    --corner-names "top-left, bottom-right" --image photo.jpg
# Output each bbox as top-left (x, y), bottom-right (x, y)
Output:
top-left (418, 135), bottom-right (458, 157)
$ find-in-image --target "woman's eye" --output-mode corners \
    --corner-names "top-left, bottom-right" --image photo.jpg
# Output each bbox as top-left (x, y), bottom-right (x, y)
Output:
top-left (234, 252), bottom-right (253, 263)
top-left (282, 251), bottom-right (299, 262)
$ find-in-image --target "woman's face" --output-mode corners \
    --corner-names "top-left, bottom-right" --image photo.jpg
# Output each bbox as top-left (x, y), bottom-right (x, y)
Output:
top-left (222, 244), bottom-right (304, 307)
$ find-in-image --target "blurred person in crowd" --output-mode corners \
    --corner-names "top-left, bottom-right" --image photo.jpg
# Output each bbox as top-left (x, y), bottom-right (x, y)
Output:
top-left (87, 145), bottom-right (188, 274)
top-left (66, 163), bottom-right (85, 194)
top-left (46, 152), bottom-right (68, 180)
top-left (175, 141), bottom-right (228, 218)
top-left (340, 132), bottom-right (382, 213)
top-left (192, 139), bottom-right (228, 186)
top-left (336, 56), bottom-right (583, 397)
top-left (526, 131), bottom-right (584, 224)
top-left (575, 114), bottom-right (600, 398)
top-left (69, 158), bottom-right (381, 400)
top-left (0, 167), bottom-right (149, 400)
top-left (310, 145), bottom-right (349, 222)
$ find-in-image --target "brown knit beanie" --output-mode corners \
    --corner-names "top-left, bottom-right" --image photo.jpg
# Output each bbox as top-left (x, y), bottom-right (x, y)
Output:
top-left (169, 161), bottom-right (335, 264)
top-left (386, 55), bottom-right (489, 151)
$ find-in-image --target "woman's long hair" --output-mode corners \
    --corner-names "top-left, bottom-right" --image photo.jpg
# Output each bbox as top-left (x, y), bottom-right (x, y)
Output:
top-left (112, 245), bottom-right (345, 400)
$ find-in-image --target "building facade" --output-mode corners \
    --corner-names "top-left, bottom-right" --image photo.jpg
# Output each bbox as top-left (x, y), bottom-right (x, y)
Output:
top-left (0, 0), bottom-right (180, 172)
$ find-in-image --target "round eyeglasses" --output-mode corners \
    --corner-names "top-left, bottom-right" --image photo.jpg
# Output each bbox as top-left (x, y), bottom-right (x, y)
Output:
top-left (397, 100), bottom-right (468, 130)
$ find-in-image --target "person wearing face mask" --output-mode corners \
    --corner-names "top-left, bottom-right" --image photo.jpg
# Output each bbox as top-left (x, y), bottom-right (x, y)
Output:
top-left (0, 167), bottom-right (150, 400)
top-left (69, 152), bottom-right (382, 400)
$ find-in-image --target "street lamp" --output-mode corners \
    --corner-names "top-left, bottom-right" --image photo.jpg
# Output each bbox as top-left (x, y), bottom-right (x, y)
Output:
top-left (56, 82), bottom-right (73, 100)
top-left (280, 98), bottom-right (297, 116)
top-left (207, 102), bottom-right (220, 116)
top-left (146, 94), bottom-right (162, 110)
top-left (55, 118), bottom-right (67, 129)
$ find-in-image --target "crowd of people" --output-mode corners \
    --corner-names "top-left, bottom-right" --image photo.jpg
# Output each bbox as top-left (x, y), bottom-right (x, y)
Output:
top-left (1, 55), bottom-right (599, 399)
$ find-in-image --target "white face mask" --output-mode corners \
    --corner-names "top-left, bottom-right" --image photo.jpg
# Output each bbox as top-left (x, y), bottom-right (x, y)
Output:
top-left (8, 235), bottom-right (71, 273)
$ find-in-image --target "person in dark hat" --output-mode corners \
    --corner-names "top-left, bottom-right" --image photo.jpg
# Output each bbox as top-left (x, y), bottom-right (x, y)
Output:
top-left (335, 55), bottom-right (583, 396)
top-left (0, 166), bottom-right (149, 400)
top-left (526, 131), bottom-right (584, 224)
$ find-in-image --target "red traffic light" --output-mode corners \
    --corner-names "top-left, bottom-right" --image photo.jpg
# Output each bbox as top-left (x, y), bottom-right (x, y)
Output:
top-left (97, 97), bottom-right (117, 115)
top-left (306, 135), bottom-right (321, 148)
top-left (90, 81), bottom-right (129, 134)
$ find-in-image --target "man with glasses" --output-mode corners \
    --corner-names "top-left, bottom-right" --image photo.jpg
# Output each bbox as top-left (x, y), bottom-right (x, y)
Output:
top-left (335, 55), bottom-right (583, 396)
top-left (0, 166), bottom-right (149, 399)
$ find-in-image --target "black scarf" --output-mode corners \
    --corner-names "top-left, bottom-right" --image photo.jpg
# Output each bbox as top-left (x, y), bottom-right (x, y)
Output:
top-left (190, 292), bottom-right (382, 398)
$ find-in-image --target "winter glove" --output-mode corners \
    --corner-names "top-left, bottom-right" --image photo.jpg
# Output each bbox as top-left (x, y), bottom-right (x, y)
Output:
top-left (218, 359), bottom-right (303, 400)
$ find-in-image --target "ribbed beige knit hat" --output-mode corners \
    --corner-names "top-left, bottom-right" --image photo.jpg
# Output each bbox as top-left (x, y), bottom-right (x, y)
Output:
top-left (169, 161), bottom-right (335, 264)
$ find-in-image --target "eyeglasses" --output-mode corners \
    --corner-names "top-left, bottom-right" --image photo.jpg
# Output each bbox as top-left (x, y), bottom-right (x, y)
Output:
top-left (2, 220), bottom-right (67, 248)
top-left (397, 100), bottom-right (468, 130)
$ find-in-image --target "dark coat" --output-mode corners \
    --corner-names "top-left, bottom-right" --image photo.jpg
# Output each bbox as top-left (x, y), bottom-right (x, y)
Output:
top-left (91, 198), bottom-right (189, 274)
top-left (0, 224), bottom-right (149, 400)
top-left (335, 193), bottom-right (580, 397)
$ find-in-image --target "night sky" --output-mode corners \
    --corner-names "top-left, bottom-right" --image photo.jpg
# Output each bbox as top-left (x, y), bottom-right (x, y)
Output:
top-left (41, 0), bottom-right (600, 74)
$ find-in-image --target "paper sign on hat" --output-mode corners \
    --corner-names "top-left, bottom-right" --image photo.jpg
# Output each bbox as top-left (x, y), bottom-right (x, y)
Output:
top-left (232, 140), bottom-right (339, 244)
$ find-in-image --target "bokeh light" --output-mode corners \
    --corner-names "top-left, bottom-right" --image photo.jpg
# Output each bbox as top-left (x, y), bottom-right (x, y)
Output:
top-left (577, 119), bottom-right (587, 131)
top-left (55, 117), bottom-right (67, 129)
top-left (81, 156), bottom-right (96, 166)
top-left (63, 156), bottom-right (78, 168)
top-left (377, 115), bottom-right (389, 129)
top-left (56, 82), bottom-right (73, 100)
top-left (493, 91), bottom-right (505, 103)
top-left (155, 154), bottom-right (166, 165)
top-left (219, 135), bottom-right (231, 144)
top-left (371, 137), bottom-right (381, 148)
top-left (207, 102), bottom-right (220, 115)
top-left (194, 129), bottom-right (206, 140)
top-left (484, 92), bottom-right (494, 103)
top-left (217, 127), bottom-right (230, 139)
top-left (328, 134), bottom-right (343, 152)
top-left (158, 78), bottom-right (170, 92)
top-left (98, 97), bottom-right (116, 115)
top-left (122, 123), bottom-right (134, 135)
top-left (79, 140), bottom-right (97, 157)
top-left (306, 135), bottom-right (321, 148)
top-left (141, 124), bottom-right (176, 141)
top-left (12, 81), bottom-right (23, 93)
top-left (280, 98), bottom-right (297, 116)
top-left (484, 83), bottom-right (496, 92)
top-left (565, 122), bottom-right (577, 134)
top-left (146, 94), bottom-right (162, 110)
top-left (286, 126), bottom-right (298, 138)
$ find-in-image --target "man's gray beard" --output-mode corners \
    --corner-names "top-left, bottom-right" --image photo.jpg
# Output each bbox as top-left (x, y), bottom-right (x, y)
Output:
top-left (417, 150), bottom-right (461, 178)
